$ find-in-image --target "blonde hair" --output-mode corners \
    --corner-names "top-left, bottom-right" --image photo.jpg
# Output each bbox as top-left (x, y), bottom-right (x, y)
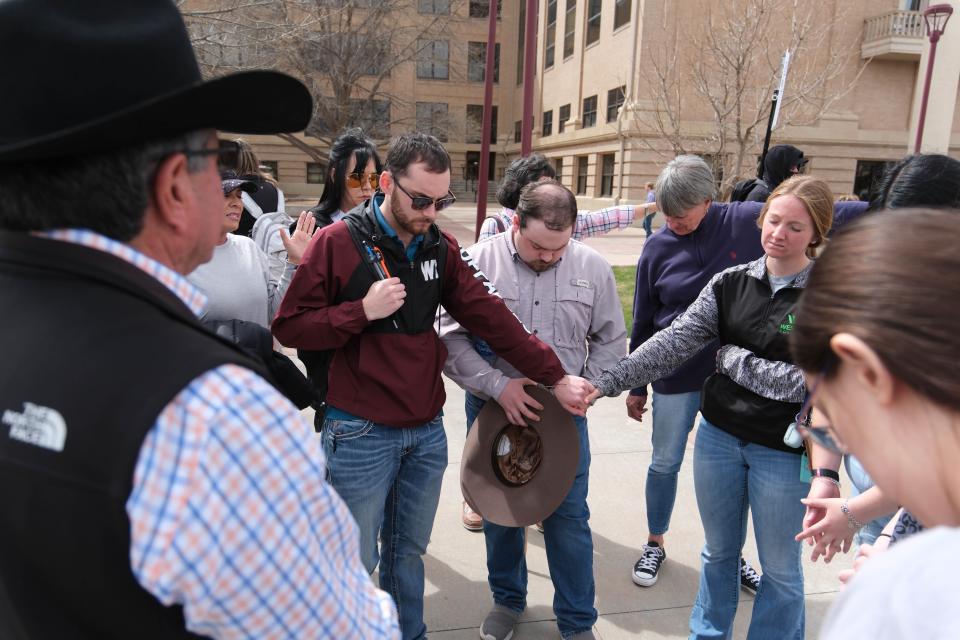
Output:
top-left (758, 175), bottom-right (834, 258)
top-left (233, 138), bottom-right (278, 187)
top-left (835, 193), bottom-right (859, 202)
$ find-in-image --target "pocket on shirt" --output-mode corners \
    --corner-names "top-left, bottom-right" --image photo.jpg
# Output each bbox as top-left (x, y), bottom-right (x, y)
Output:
top-left (324, 418), bottom-right (375, 442)
top-left (554, 285), bottom-right (594, 347)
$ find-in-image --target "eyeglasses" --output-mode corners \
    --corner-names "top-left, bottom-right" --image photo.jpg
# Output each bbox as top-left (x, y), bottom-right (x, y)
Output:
top-left (346, 171), bottom-right (379, 190)
top-left (178, 139), bottom-right (240, 169)
top-left (795, 372), bottom-right (847, 454)
top-left (393, 178), bottom-right (457, 212)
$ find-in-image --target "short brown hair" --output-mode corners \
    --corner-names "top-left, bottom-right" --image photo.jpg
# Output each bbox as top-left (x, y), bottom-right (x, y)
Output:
top-left (758, 175), bottom-right (834, 258)
top-left (791, 208), bottom-right (960, 412)
top-left (516, 178), bottom-right (577, 230)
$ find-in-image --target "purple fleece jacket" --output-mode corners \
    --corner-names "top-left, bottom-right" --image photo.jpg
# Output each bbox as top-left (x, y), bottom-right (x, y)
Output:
top-left (629, 199), bottom-right (868, 397)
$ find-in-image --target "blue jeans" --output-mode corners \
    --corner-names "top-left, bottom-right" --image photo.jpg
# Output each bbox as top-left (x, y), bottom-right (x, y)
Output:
top-left (465, 392), bottom-right (597, 638)
top-left (642, 212), bottom-right (657, 236)
top-left (689, 418), bottom-right (807, 640)
top-left (647, 390), bottom-right (701, 535)
top-left (845, 455), bottom-right (894, 546)
top-left (322, 414), bottom-right (447, 640)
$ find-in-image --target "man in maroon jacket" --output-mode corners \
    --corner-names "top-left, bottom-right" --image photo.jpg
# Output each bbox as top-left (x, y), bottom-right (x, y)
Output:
top-left (273, 133), bottom-right (592, 640)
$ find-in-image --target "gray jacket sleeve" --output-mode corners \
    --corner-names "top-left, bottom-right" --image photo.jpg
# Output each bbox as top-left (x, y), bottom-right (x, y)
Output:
top-left (715, 344), bottom-right (806, 403)
top-left (589, 269), bottom-right (724, 397)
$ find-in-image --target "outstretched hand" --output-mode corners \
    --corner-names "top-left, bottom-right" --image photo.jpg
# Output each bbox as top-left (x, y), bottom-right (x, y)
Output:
top-left (280, 210), bottom-right (317, 265)
top-left (553, 375), bottom-right (596, 417)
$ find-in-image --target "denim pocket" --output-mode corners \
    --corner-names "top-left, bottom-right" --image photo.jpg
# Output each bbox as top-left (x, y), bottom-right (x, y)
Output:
top-left (324, 418), bottom-right (375, 445)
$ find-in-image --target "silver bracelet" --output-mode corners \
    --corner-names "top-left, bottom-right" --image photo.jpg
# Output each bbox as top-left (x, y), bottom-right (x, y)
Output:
top-left (841, 499), bottom-right (864, 531)
top-left (812, 475), bottom-right (841, 489)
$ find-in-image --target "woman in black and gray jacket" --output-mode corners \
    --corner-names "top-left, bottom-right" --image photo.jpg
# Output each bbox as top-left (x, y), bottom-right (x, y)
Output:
top-left (588, 175), bottom-right (834, 640)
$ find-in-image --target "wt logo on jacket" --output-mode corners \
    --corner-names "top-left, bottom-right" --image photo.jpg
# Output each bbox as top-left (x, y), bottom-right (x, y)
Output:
top-left (421, 259), bottom-right (439, 281)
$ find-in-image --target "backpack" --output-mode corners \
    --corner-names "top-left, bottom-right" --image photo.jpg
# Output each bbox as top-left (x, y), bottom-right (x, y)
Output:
top-left (250, 209), bottom-right (295, 283)
top-left (730, 178), bottom-right (759, 202)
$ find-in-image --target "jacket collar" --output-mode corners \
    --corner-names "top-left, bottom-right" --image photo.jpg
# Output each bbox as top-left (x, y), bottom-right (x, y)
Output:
top-left (746, 256), bottom-right (814, 289)
top-left (346, 194), bottom-right (442, 258)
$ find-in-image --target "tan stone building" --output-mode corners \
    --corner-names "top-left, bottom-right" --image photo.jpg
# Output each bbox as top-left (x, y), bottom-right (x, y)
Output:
top-left (214, 0), bottom-right (960, 205)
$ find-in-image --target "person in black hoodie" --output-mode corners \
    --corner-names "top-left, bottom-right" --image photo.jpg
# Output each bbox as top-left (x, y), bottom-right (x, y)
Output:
top-left (745, 144), bottom-right (807, 202)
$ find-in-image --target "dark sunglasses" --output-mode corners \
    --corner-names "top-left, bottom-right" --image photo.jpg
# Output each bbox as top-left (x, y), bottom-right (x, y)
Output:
top-left (346, 172), bottom-right (379, 190)
top-left (393, 178), bottom-right (457, 212)
top-left (795, 371), bottom-right (846, 454)
top-left (181, 139), bottom-right (240, 169)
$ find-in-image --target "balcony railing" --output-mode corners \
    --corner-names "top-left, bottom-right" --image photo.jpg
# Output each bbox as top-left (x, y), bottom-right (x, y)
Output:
top-left (862, 10), bottom-right (925, 59)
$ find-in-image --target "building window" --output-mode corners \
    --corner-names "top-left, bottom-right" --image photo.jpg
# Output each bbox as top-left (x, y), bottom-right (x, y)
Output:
top-left (563, 0), bottom-right (576, 59)
top-left (554, 157), bottom-right (564, 182)
top-left (416, 102), bottom-right (449, 142)
top-left (576, 156), bottom-right (589, 194)
top-left (614, 0), bottom-right (630, 29)
top-left (544, 0), bottom-right (558, 69)
top-left (513, 120), bottom-right (522, 143)
top-left (468, 42), bottom-right (500, 83)
top-left (465, 151), bottom-right (497, 180)
top-left (600, 153), bottom-right (615, 196)
top-left (606, 85), bottom-right (625, 122)
top-left (418, 0), bottom-right (450, 14)
top-left (416, 39), bottom-right (449, 80)
top-left (853, 160), bottom-right (892, 201)
top-left (582, 95), bottom-right (597, 128)
top-left (306, 162), bottom-right (325, 184)
top-left (542, 110), bottom-right (553, 137)
top-left (470, 0), bottom-right (502, 18)
top-left (351, 99), bottom-right (391, 139)
top-left (558, 103), bottom-right (571, 133)
top-left (586, 0), bottom-right (602, 45)
top-left (467, 104), bottom-right (498, 144)
top-left (261, 160), bottom-right (279, 181)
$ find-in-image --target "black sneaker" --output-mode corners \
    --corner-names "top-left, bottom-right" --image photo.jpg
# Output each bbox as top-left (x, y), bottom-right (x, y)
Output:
top-left (632, 542), bottom-right (666, 587)
top-left (740, 557), bottom-right (761, 595)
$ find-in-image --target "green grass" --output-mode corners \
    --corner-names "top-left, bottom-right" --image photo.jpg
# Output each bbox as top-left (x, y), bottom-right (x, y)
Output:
top-left (612, 265), bottom-right (636, 336)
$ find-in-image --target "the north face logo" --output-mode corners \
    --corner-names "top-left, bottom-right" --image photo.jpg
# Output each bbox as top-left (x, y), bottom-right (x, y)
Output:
top-left (779, 313), bottom-right (796, 334)
top-left (420, 259), bottom-right (439, 281)
top-left (3, 402), bottom-right (67, 452)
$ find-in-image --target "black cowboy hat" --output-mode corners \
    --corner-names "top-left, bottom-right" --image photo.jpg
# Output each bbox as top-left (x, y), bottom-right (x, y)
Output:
top-left (0, 0), bottom-right (312, 163)
top-left (461, 387), bottom-right (579, 528)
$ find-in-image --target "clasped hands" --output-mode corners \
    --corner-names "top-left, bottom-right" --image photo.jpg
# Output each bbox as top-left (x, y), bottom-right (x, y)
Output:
top-left (496, 375), bottom-right (602, 425)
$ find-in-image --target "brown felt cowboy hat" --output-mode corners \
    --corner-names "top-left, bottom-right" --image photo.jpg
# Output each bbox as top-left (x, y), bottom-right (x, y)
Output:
top-left (461, 386), bottom-right (579, 528)
top-left (0, 0), bottom-right (312, 163)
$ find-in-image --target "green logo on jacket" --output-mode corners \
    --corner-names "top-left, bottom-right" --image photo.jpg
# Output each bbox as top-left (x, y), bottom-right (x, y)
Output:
top-left (779, 313), bottom-right (796, 334)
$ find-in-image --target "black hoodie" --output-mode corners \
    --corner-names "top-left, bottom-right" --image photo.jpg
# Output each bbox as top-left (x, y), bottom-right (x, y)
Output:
top-left (745, 145), bottom-right (805, 202)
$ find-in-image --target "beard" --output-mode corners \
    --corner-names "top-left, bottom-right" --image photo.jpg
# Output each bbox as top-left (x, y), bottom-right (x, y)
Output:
top-left (393, 202), bottom-right (434, 236)
top-left (525, 258), bottom-right (555, 272)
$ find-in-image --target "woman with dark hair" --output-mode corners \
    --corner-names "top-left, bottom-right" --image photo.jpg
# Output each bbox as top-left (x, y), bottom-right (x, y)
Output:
top-left (477, 153), bottom-right (650, 241)
top-left (231, 138), bottom-right (283, 238)
top-left (307, 127), bottom-right (383, 226)
top-left (789, 208), bottom-right (960, 639)
top-left (796, 154), bottom-right (960, 563)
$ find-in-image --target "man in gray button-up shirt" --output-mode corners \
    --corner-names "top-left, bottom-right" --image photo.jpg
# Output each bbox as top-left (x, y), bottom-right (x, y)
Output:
top-left (439, 179), bottom-right (625, 640)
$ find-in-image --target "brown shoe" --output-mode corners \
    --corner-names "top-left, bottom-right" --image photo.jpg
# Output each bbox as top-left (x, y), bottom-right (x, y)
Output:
top-left (462, 501), bottom-right (483, 531)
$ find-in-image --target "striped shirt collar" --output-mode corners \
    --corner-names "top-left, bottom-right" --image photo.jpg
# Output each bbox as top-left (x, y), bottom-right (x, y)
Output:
top-left (35, 228), bottom-right (208, 317)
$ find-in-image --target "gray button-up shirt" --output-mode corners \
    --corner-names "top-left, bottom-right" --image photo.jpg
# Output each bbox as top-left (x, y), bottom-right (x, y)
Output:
top-left (439, 230), bottom-right (626, 401)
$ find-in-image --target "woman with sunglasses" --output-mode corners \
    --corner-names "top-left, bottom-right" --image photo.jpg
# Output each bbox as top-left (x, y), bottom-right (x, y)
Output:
top-left (586, 175), bottom-right (835, 640)
top-left (794, 153), bottom-right (960, 564)
top-left (789, 208), bottom-right (960, 639)
top-left (307, 128), bottom-right (382, 226)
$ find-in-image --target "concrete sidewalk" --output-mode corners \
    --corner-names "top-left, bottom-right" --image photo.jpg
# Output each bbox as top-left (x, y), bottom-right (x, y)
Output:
top-left (420, 376), bottom-right (845, 639)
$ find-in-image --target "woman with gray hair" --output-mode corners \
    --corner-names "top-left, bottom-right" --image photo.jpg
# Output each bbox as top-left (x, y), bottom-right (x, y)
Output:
top-left (618, 155), bottom-right (868, 599)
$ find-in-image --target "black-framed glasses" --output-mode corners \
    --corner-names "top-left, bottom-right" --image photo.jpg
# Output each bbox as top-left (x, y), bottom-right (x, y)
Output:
top-left (393, 178), bottom-right (457, 212)
top-left (346, 171), bottom-right (379, 190)
top-left (795, 372), bottom-right (846, 454)
top-left (181, 139), bottom-right (240, 169)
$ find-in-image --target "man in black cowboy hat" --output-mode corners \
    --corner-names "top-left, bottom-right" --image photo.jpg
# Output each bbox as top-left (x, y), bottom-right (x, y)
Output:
top-left (440, 179), bottom-right (626, 640)
top-left (0, 1), bottom-right (398, 638)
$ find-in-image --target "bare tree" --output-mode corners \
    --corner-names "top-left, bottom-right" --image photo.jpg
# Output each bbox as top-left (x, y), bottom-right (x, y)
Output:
top-left (178, 0), bottom-right (466, 157)
top-left (629, 0), bottom-right (868, 193)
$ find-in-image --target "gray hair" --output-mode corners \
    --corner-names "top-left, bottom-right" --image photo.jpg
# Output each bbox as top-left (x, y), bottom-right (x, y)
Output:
top-left (655, 155), bottom-right (716, 217)
top-left (0, 129), bottom-right (210, 240)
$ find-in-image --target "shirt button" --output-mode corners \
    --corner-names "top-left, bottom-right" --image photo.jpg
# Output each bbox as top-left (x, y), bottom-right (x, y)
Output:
top-left (534, 300), bottom-right (539, 306)
top-left (533, 329), bottom-right (538, 334)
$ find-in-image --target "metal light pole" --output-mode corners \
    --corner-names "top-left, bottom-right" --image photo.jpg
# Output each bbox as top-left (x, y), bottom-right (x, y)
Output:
top-left (475, 0), bottom-right (499, 239)
top-left (914, 4), bottom-right (953, 154)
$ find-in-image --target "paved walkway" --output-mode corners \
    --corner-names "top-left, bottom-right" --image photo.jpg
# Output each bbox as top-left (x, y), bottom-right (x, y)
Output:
top-left (287, 197), bottom-right (848, 638)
